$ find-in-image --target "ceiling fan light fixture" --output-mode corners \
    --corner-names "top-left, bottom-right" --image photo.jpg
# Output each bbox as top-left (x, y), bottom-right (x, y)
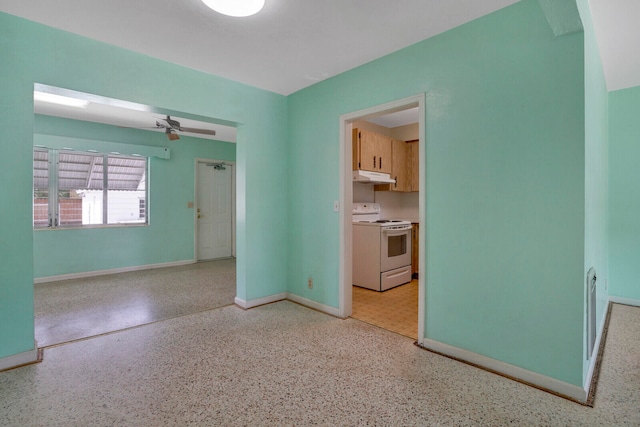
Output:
top-left (201, 0), bottom-right (265, 17)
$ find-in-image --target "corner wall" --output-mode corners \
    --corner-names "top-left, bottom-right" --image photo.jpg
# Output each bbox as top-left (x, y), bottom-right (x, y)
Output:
top-left (287, 0), bottom-right (586, 387)
top-left (609, 85), bottom-right (640, 302)
top-left (576, 0), bottom-right (610, 384)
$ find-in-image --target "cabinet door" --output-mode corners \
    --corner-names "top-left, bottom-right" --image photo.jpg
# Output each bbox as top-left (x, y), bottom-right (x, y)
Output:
top-left (355, 128), bottom-right (392, 173)
top-left (409, 140), bottom-right (419, 192)
top-left (375, 133), bottom-right (392, 174)
top-left (357, 129), bottom-right (379, 172)
top-left (352, 129), bottom-right (360, 170)
top-left (374, 139), bottom-right (411, 192)
top-left (392, 139), bottom-right (411, 191)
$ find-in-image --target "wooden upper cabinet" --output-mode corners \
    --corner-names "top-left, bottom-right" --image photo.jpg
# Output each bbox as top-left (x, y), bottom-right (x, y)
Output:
top-left (352, 128), bottom-right (392, 173)
top-left (394, 139), bottom-right (412, 192)
top-left (375, 139), bottom-right (411, 192)
top-left (409, 140), bottom-right (419, 192)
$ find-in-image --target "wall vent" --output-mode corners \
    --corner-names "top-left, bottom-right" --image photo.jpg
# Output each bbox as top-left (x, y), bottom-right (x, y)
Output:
top-left (586, 267), bottom-right (597, 359)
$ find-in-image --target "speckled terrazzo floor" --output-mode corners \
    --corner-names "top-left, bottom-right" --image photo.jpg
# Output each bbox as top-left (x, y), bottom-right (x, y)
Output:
top-left (34, 259), bottom-right (236, 347)
top-left (1, 302), bottom-right (638, 426)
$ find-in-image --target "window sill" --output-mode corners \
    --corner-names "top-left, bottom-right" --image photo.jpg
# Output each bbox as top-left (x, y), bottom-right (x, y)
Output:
top-left (34, 222), bottom-right (149, 231)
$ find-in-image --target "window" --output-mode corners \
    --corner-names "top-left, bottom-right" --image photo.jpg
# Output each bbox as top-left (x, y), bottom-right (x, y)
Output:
top-left (33, 149), bottom-right (148, 228)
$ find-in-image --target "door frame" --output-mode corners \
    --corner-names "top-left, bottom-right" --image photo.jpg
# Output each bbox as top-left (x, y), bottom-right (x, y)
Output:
top-left (194, 158), bottom-right (236, 261)
top-left (338, 93), bottom-right (426, 346)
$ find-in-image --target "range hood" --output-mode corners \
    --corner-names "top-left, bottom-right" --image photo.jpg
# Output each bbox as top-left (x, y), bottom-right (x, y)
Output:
top-left (352, 170), bottom-right (396, 184)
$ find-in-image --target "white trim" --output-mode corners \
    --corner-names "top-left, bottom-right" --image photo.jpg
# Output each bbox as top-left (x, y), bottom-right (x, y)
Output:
top-left (0, 341), bottom-right (39, 372)
top-left (234, 293), bottom-right (341, 317)
top-left (34, 260), bottom-right (195, 284)
top-left (33, 134), bottom-right (170, 159)
top-left (286, 293), bottom-right (341, 318)
top-left (609, 295), bottom-right (640, 307)
top-left (338, 120), bottom-right (353, 318)
top-left (234, 293), bottom-right (287, 309)
top-left (338, 93), bottom-right (426, 343)
top-left (416, 95), bottom-right (426, 346)
top-left (420, 338), bottom-right (588, 403)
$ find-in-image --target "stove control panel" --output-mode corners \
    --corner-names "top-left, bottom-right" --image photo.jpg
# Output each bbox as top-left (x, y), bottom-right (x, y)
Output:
top-left (352, 203), bottom-right (381, 215)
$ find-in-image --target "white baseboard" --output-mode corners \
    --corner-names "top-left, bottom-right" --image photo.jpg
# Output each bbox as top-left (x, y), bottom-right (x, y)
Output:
top-left (420, 338), bottom-right (587, 403)
top-left (286, 293), bottom-right (341, 317)
top-left (0, 341), bottom-right (39, 372)
top-left (234, 293), bottom-right (287, 309)
top-left (609, 296), bottom-right (640, 307)
top-left (234, 292), bottom-right (340, 318)
top-left (34, 260), bottom-right (196, 284)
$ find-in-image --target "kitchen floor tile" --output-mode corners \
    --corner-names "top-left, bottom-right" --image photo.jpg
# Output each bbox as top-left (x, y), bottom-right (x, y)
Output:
top-left (351, 280), bottom-right (418, 339)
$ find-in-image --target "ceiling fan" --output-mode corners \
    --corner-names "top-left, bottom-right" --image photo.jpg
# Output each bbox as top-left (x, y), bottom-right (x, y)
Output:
top-left (155, 115), bottom-right (216, 141)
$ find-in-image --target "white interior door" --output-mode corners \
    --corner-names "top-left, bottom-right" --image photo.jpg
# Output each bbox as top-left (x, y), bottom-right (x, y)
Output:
top-left (197, 162), bottom-right (233, 260)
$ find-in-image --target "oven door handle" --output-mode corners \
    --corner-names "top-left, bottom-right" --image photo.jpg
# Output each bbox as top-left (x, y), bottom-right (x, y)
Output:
top-left (383, 228), bottom-right (411, 235)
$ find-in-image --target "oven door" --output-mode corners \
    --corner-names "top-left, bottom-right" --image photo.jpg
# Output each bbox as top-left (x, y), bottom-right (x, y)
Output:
top-left (380, 226), bottom-right (412, 272)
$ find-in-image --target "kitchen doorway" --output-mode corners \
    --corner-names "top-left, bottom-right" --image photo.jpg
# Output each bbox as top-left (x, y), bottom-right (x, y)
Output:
top-left (339, 94), bottom-right (425, 345)
top-left (195, 159), bottom-right (236, 261)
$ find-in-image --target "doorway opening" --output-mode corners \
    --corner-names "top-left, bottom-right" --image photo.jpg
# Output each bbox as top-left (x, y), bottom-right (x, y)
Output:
top-left (32, 84), bottom-right (239, 348)
top-left (339, 94), bottom-right (425, 345)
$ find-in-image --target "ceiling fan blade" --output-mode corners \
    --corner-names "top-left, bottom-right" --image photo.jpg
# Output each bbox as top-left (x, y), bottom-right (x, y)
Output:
top-left (180, 127), bottom-right (216, 136)
top-left (117, 125), bottom-right (164, 129)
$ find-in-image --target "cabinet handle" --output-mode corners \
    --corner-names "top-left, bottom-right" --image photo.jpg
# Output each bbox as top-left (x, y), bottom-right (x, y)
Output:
top-left (394, 176), bottom-right (397, 188)
top-left (373, 156), bottom-right (376, 168)
top-left (380, 157), bottom-right (383, 169)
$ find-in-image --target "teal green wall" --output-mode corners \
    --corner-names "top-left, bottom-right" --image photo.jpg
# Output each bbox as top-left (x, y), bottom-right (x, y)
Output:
top-left (288, 0), bottom-right (586, 386)
top-left (609, 85), bottom-right (640, 301)
top-left (576, 0), bottom-right (610, 381)
top-left (1, 1), bottom-right (606, 391)
top-left (0, 12), bottom-right (288, 359)
top-left (33, 115), bottom-right (235, 278)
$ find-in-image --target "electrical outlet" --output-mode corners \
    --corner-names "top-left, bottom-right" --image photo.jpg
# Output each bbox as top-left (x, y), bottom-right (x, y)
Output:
top-left (307, 277), bottom-right (313, 289)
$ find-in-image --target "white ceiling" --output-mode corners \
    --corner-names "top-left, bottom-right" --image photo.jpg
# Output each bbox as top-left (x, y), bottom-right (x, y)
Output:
top-left (368, 108), bottom-right (420, 129)
top-left (588, 0), bottom-right (640, 91)
top-left (0, 0), bottom-right (520, 96)
top-left (2, 0), bottom-right (637, 129)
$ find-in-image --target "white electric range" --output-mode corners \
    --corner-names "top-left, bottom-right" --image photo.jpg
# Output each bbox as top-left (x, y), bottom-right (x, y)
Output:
top-left (352, 203), bottom-right (412, 291)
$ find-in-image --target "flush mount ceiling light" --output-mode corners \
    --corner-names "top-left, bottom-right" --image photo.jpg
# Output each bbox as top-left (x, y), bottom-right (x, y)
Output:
top-left (34, 91), bottom-right (89, 108)
top-left (201, 0), bottom-right (265, 17)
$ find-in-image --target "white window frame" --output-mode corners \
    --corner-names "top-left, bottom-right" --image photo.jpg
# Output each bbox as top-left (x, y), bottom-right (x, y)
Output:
top-left (33, 148), bottom-right (149, 229)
